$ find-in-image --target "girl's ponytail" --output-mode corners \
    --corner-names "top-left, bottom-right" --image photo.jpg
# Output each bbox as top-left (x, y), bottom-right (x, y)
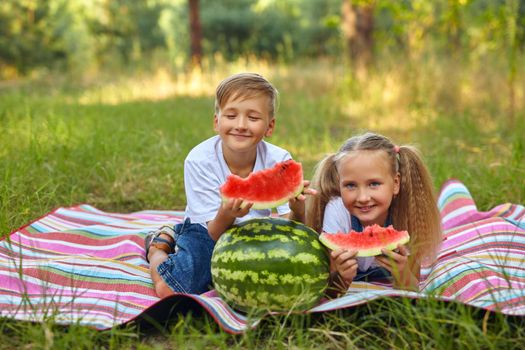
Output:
top-left (306, 153), bottom-right (341, 233)
top-left (391, 146), bottom-right (441, 264)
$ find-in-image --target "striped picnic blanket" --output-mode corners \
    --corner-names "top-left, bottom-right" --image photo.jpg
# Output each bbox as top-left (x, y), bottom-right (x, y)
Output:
top-left (0, 179), bottom-right (524, 333)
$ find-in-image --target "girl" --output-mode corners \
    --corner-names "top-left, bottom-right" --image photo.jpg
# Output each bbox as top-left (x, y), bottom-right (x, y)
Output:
top-left (307, 132), bottom-right (442, 294)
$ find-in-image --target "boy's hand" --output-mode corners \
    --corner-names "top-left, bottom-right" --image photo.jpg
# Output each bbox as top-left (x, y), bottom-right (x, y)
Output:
top-left (220, 198), bottom-right (253, 219)
top-left (293, 180), bottom-right (318, 202)
top-left (331, 249), bottom-right (358, 283)
top-left (288, 180), bottom-right (317, 222)
top-left (208, 198), bottom-right (253, 241)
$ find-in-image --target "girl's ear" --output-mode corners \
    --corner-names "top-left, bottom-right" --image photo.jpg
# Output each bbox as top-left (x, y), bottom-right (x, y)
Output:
top-left (393, 172), bottom-right (400, 195)
top-left (264, 117), bottom-right (275, 137)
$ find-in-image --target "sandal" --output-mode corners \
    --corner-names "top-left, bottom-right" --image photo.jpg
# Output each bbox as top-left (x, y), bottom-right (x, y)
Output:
top-left (144, 226), bottom-right (176, 262)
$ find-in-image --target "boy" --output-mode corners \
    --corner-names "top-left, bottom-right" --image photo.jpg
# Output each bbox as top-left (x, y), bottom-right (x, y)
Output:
top-left (145, 73), bottom-right (313, 297)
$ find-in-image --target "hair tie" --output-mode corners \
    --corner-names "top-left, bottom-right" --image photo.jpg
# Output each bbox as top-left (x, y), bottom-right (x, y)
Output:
top-left (393, 145), bottom-right (401, 166)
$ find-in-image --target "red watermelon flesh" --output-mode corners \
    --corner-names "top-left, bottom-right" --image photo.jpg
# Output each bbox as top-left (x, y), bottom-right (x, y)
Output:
top-left (220, 159), bottom-right (304, 209)
top-left (319, 225), bottom-right (410, 257)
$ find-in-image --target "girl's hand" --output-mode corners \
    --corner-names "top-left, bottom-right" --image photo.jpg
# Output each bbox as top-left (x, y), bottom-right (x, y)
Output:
top-left (220, 198), bottom-right (253, 219)
top-left (375, 244), bottom-right (417, 289)
top-left (288, 180), bottom-right (317, 222)
top-left (331, 249), bottom-right (358, 284)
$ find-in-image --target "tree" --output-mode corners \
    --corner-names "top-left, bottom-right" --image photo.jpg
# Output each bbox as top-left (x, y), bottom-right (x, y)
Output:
top-left (341, 0), bottom-right (375, 76)
top-left (188, 0), bottom-right (202, 67)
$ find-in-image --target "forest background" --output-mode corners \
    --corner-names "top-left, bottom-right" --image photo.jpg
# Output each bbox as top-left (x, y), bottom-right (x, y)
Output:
top-left (2, 0), bottom-right (523, 221)
top-left (1, 0), bottom-right (525, 349)
top-left (1, 0), bottom-right (524, 81)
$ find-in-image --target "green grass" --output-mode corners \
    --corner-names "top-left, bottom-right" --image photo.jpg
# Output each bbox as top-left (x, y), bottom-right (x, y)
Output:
top-left (1, 58), bottom-right (524, 348)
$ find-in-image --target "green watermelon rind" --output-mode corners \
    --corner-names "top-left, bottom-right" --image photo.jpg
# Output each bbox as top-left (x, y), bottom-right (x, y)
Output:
top-left (220, 183), bottom-right (304, 210)
top-left (319, 229), bottom-right (410, 257)
top-left (211, 217), bottom-right (330, 313)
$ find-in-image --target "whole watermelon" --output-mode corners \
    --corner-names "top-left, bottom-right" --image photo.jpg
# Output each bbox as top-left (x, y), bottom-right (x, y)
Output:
top-left (211, 217), bottom-right (330, 313)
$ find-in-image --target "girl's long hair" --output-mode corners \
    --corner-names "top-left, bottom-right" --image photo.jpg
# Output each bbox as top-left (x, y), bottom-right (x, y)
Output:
top-left (306, 153), bottom-right (340, 235)
top-left (306, 132), bottom-right (442, 265)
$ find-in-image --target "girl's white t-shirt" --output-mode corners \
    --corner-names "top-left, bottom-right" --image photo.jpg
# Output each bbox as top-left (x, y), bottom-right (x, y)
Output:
top-left (322, 197), bottom-right (378, 272)
top-left (184, 135), bottom-right (292, 226)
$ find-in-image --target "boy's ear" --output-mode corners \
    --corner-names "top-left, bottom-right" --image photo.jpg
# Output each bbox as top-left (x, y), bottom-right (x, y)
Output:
top-left (264, 118), bottom-right (275, 137)
top-left (213, 114), bottom-right (219, 132)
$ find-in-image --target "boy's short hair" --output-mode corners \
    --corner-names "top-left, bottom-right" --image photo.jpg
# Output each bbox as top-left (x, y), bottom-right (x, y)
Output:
top-left (214, 73), bottom-right (279, 118)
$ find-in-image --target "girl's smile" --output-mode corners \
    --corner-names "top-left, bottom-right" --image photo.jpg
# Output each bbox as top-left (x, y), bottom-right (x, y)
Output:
top-left (355, 205), bottom-right (374, 213)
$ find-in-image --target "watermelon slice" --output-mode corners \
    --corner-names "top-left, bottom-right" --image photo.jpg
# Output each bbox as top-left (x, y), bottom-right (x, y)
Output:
top-left (319, 225), bottom-right (410, 257)
top-left (220, 159), bottom-right (304, 210)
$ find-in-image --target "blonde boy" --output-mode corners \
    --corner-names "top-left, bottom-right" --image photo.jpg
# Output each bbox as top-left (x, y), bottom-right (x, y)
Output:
top-left (145, 73), bottom-right (313, 297)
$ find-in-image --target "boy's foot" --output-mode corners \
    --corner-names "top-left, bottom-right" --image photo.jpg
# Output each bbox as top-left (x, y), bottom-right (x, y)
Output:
top-left (144, 226), bottom-right (176, 262)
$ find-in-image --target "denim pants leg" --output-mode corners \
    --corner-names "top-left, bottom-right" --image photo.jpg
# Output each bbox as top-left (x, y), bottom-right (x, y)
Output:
top-left (156, 219), bottom-right (216, 294)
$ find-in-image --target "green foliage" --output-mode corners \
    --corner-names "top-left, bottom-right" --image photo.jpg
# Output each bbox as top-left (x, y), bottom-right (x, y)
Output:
top-left (200, 0), bottom-right (342, 61)
top-left (1, 0), bottom-right (525, 76)
top-left (0, 0), bottom-right (344, 76)
top-left (0, 1), bottom-right (63, 74)
top-left (158, 0), bottom-right (190, 70)
top-left (85, 0), bottom-right (166, 65)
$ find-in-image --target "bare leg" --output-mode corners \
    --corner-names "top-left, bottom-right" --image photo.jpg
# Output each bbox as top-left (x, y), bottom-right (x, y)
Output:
top-left (147, 234), bottom-right (176, 298)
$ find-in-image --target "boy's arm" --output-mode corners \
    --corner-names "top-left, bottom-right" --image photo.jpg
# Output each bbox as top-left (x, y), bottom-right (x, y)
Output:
top-left (207, 199), bottom-right (253, 241)
top-left (281, 180), bottom-right (317, 224)
top-left (283, 199), bottom-right (305, 223)
top-left (286, 208), bottom-right (304, 223)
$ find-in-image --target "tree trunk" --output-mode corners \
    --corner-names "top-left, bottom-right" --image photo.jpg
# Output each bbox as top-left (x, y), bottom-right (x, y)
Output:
top-left (188, 0), bottom-right (202, 68)
top-left (341, 0), bottom-right (374, 76)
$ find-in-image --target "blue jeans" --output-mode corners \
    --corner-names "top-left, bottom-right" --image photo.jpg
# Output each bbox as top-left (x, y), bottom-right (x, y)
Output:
top-left (156, 219), bottom-right (215, 294)
top-left (354, 267), bottom-right (392, 282)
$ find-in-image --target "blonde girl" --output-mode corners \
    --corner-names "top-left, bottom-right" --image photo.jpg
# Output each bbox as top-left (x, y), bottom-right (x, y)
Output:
top-left (307, 132), bottom-right (441, 293)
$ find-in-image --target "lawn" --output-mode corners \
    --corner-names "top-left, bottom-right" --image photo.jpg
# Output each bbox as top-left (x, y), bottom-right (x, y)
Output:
top-left (0, 59), bottom-right (524, 349)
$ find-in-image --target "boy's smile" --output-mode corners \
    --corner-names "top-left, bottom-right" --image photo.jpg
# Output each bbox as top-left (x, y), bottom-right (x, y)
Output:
top-left (214, 94), bottom-right (275, 158)
top-left (338, 150), bottom-right (400, 227)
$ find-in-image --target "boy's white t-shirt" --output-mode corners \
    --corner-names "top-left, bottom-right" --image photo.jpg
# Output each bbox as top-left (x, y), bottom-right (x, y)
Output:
top-left (184, 135), bottom-right (292, 226)
top-left (322, 197), bottom-right (378, 272)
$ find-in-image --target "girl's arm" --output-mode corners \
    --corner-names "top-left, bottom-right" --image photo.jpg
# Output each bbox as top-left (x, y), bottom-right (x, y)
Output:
top-left (325, 249), bottom-right (358, 298)
top-left (326, 271), bottom-right (350, 298)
